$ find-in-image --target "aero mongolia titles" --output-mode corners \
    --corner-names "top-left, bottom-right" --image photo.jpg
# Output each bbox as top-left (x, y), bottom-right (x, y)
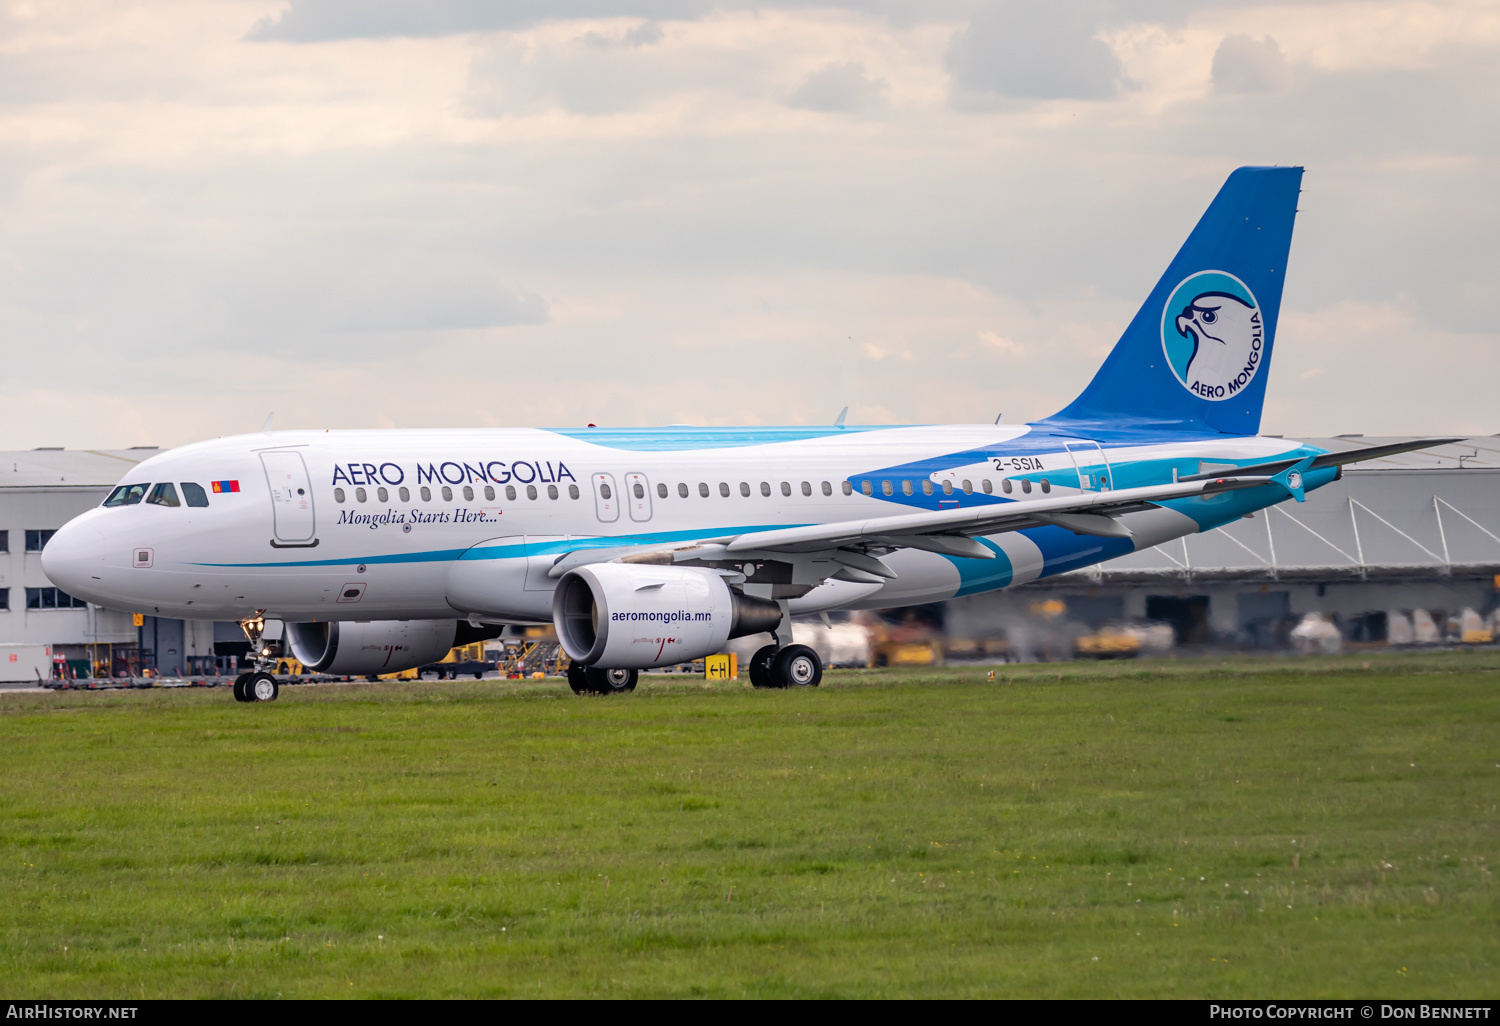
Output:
top-left (40, 166), bottom-right (1456, 701)
top-left (329, 459), bottom-right (578, 529)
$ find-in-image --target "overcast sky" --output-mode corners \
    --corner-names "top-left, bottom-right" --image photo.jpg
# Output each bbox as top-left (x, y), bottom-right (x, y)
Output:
top-left (1, 0), bottom-right (1495, 448)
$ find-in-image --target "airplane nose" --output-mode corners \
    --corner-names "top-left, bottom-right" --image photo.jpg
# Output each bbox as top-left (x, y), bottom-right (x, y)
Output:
top-left (41, 519), bottom-right (106, 599)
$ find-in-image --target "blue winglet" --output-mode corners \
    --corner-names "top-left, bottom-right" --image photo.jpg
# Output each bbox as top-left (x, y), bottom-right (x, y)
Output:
top-left (1270, 455), bottom-right (1316, 502)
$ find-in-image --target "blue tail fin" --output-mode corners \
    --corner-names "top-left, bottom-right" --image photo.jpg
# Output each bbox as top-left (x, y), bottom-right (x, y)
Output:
top-left (1044, 165), bottom-right (1303, 437)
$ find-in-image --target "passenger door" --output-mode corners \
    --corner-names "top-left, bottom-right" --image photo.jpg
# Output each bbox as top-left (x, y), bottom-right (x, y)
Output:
top-left (624, 472), bottom-right (653, 522)
top-left (260, 450), bottom-right (317, 544)
top-left (1065, 440), bottom-right (1113, 492)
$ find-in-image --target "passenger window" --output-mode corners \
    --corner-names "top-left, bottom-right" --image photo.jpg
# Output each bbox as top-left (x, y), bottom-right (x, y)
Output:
top-left (801, 481), bottom-right (811, 496)
top-left (901, 480), bottom-right (913, 496)
top-left (378, 487), bottom-right (389, 502)
top-left (921, 480), bottom-right (933, 496)
top-left (1021, 479), bottom-right (1032, 494)
top-left (822, 481), bottom-right (832, 496)
top-left (400, 487), bottom-right (410, 502)
top-left (1001, 479), bottom-right (1011, 494)
top-left (421, 486), bottom-right (432, 502)
top-left (334, 487), bottom-right (347, 504)
top-left (860, 481), bottom-right (871, 496)
top-left (657, 483), bottom-right (668, 499)
top-left (984, 479), bottom-right (995, 494)
top-left (506, 485), bottom-right (517, 501)
top-left (484, 485), bottom-right (495, 501)
top-left (719, 482), bottom-right (730, 497)
top-left (146, 483), bottom-right (180, 507)
top-left (678, 483), bottom-right (689, 498)
top-left (463, 485), bottom-right (474, 501)
top-left (1040, 479), bottom-right (1051, 494)
top-left (548, 484), bottom-right (559, 500)
top-left (599, 483), bottom-right (612, 500)
top-left (356, 487), bottom-right (368, 503)
top-left (181, 483), bottom-right (210, 507)
top-left (568, 484), bottom-right (580, 499)
top-left (527, 485), bottom-right (538, 500)
top-left (633, 483), bottom-right (645, 499)
top-left (698, 482), bottom-right (709, 498)
top-left (441, 486), bottom-right (453, 502)
top-left (781, 482), bottom-right (791, 497)
top-left (760, 482), bottom-right (771, 497)
top-left (104, 483), bottom-right (150, 507)
top-left (739, 482), bottom-right (750, 497)
top-left (941, 480), bottom-right (953, 496)
top-left (842, 481), bottom-right (853, 496)
top-left (962, 479), bottom-right (972, 494)
top-left (881, 481), bottom-right (893, 496)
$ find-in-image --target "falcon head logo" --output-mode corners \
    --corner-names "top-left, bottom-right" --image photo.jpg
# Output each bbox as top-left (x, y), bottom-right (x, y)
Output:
top-left (1161, 271), bottom-right (1264, 401)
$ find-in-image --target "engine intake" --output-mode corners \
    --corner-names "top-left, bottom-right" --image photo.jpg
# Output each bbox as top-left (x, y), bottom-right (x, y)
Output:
top-left (285, 619), bottom-right (459, 676)
top-left (553, 563), bottom-right (781, 670)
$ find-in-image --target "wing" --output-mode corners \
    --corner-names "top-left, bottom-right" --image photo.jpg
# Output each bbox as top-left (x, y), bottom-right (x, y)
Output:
top-left (548, 475), bottom-right (1267, 581)
top-left (720, 476), bottom-right (1263, 557)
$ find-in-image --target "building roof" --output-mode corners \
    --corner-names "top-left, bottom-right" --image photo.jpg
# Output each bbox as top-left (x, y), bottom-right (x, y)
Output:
top-left (0, 449), bottom-right (159, 489)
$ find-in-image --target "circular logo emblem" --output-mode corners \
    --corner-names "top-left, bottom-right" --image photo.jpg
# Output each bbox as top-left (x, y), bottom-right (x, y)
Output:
top-left (1161, 270), bottom-right (1264, 402)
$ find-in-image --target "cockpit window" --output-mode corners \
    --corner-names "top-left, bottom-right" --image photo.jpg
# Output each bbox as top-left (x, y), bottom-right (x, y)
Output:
top-left (103, 484), bottom-right (150, 507)
top-left (181, 482), bottom-right (209, 508)
top-left (146, 483), bottom-right (181, 507)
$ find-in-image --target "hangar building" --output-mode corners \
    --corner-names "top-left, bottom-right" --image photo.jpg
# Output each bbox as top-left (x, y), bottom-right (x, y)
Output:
top-left (5, 437), bottom-right (1496, 677)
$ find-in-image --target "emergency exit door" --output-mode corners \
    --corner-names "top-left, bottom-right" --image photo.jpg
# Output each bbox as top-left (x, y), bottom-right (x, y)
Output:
top-left (624, 472), bottom-right (653, 522)
top-left (260, 450), bottom-right (317, 544)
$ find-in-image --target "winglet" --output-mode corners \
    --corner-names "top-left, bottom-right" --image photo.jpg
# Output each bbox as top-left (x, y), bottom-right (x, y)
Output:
top-left (834, 406), bottom-right (848, 428)
top-left (260, 412), bottom-right (275, 435)
top-left (1270, 455), bottom-right (1316, 502)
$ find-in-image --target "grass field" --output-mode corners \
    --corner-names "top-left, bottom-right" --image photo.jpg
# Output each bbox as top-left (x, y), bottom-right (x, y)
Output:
top-left (2, 651), bottom-right (1497, 998)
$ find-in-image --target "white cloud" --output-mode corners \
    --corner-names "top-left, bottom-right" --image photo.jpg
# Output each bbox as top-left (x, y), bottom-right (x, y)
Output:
top-left (787, 61), bottom-right (888, 112)
top-left (1212, 33), bottom-right (1291, 92)
top-left (0, 0), bottom-right (1494, 450)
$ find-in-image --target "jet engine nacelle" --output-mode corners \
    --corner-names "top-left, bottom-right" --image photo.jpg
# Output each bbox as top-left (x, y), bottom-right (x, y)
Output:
top-left (285, 619), bottom-right (458, 676)
top-left (553, 563), bottom-right (781, 670)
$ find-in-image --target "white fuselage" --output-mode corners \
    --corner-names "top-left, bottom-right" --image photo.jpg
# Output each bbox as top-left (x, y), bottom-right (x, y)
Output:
top-left (41, 423), bottom-right (1316, 625)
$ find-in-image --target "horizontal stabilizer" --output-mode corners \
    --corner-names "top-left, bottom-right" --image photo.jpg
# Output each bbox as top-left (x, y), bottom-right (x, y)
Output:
top-left (1177, 438), bottom-right (1466, 482)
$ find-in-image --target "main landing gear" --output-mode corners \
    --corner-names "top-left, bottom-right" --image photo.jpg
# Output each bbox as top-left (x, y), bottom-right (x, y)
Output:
top-left (748, 644), bottom-right (823, 689)
top-left (567, 664), bottom-right (639, 695)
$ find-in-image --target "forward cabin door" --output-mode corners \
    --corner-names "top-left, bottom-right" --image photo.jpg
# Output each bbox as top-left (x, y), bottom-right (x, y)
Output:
top-left (260, 451), bottom-right (317, 544)
top-left (1064, 440), bottom-right (1113, 493)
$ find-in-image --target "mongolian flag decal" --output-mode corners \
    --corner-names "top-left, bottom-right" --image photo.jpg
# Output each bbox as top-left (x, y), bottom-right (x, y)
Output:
top-left (211, 480), bottom-right (240, 494)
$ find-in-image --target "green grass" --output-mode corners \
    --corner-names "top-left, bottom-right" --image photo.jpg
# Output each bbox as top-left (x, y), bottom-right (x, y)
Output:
top-left (2, 651), bottom-right (1497, 997)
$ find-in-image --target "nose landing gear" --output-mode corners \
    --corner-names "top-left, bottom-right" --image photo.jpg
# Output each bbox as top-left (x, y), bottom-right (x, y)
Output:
top-left (232, 670), bottom-right (280, 703)
top-left (233, 613), bottom-right (282, 702)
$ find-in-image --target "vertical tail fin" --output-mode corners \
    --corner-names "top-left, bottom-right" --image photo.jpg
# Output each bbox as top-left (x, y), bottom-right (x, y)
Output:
top-left (1045, 165), bottom-right (1303, 436)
